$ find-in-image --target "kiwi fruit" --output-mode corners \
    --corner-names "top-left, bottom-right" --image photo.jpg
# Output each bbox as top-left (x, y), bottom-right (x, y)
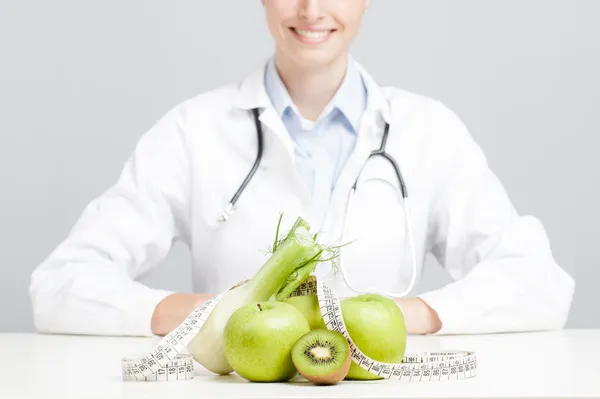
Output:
top-left (291, 329), bottom-right (351, 385)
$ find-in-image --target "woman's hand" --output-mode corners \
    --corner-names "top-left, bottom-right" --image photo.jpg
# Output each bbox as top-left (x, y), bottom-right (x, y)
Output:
top-left (394, 297), bottom-right (443, 335)
top-left (151, 293), bottom-right (214, 336)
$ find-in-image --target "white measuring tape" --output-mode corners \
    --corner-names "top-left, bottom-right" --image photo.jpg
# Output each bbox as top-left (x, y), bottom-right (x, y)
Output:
top-left (122, 276), bottom-right (477, 382)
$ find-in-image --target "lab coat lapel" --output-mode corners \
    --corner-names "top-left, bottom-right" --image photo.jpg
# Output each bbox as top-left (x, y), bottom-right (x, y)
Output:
top-left (233, 61), bottom-right (296, 162)
top-left (233, 61), bottom-right (314, 205)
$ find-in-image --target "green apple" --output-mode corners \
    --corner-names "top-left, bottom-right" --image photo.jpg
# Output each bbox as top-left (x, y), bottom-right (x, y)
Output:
top-left (341, 294), bottom-right (407, 380)
top-left (282, 295), bottom-right (326, 330)
top-left (223, 301), bottom-right (310, 382)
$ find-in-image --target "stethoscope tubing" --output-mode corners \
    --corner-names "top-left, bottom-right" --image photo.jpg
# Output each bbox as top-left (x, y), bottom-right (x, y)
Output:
top-left (218, 107), bottom-right (418, 297)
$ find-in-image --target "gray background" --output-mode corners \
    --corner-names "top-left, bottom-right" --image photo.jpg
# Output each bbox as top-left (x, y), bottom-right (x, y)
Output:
top-left (1, 0), bottom-right (598, 333)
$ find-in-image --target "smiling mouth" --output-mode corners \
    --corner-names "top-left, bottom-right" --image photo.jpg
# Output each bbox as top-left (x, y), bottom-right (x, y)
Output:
top-left (290, 27), bottom-right (336, 44)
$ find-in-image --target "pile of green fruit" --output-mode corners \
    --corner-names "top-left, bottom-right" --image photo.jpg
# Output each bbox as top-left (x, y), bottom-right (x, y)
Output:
top-left (187, 215), bottom-right (408, 385)
top-left (223, 293), bottom-right (407, 385)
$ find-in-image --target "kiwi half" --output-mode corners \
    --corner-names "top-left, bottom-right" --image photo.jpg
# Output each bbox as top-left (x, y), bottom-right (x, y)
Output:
top-left (291, 329), bottom-right (351, 385)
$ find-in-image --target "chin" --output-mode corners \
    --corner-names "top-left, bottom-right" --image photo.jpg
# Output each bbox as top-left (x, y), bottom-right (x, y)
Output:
top-left (285, 48), bottom-right (346, 70)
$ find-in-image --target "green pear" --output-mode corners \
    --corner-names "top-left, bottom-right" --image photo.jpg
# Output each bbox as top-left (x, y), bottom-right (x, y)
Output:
top-left (223, 301), bottom-right (310, 382)
top-left (341, 294), bottom-right (407, 380)
top-left (282, 295), bottom-right (326, 330)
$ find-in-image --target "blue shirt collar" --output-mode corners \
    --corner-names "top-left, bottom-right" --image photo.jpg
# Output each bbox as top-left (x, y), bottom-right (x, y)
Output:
top-left (263, 55), bottom-right (367, 133)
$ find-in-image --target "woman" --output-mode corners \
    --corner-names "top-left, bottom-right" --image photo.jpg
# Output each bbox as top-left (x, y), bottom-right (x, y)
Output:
top-left (29, 0), bottom-right (575, 337)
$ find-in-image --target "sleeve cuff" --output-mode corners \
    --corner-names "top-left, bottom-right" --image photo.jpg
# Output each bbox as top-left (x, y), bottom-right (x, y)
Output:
top-left (121, 284), bottom-right (175, 337)
top-left (417, 284), bottom-right (478, 336)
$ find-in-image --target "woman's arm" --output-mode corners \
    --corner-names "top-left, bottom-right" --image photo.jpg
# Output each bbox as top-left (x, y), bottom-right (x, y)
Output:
top-left (29, 105), bottom-right (192, 337)
top-left (416, 101), bottom-right (575, 335)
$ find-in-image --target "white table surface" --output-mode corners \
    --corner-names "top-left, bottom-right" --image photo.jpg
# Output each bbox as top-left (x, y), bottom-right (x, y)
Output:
top-left (2, 329), bottom-right (599, 398)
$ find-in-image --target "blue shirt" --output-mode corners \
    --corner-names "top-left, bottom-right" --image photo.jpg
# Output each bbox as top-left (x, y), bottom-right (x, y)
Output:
top-left (264, 57), bottom-right (368, 228)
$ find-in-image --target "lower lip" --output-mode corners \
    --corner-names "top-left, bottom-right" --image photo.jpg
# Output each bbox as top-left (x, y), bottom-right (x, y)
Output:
top-left (291, 28), bottom-right (334, 45)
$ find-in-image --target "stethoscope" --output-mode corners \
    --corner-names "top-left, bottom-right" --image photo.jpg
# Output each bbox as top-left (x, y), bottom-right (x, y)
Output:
top-left (218, 108), bottom-right (417, 298)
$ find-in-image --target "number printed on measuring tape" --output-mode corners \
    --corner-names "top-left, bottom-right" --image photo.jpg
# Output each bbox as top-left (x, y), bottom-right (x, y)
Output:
top-left (121, 276), bottom-right (477, 382)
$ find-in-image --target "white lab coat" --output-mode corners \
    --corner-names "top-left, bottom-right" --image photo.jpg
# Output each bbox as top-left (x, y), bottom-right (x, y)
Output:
top-left (29, 58), bottom-right (575, 337)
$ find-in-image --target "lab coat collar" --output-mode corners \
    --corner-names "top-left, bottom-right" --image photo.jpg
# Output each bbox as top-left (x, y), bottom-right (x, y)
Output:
top-left (233, 55), bottom-right (391, 126)
top-left (233, 61), bottom-right (272, 111)
top-left (351, 57), bottom-right (392, 126)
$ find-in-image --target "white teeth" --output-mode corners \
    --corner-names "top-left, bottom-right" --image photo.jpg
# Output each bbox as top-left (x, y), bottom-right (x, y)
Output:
top-left (295, 29), bottom-right (329, 39)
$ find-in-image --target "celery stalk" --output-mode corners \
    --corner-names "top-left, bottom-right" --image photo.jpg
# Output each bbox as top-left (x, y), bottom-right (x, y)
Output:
top-left (274, 250), bottom-right (322, 301)
top-left (244, 221), bottom-right (317, 297)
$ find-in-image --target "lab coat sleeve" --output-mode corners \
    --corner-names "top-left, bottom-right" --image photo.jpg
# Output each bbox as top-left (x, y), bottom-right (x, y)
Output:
top-left (417, 101), bottom-right (576, 335)
top-left (29, 105), bottom-right (191, 337)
